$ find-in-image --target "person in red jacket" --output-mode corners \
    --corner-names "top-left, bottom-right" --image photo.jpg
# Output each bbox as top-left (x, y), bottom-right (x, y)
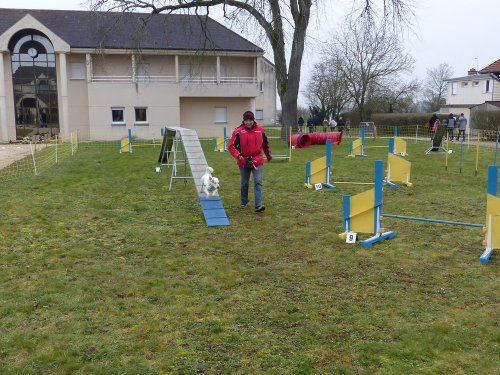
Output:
top-left (228, 111), bottom-right (272, 212)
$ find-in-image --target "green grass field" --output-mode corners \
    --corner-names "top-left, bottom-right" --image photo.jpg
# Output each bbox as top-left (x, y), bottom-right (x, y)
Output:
top-left (0, 136), bottom-right (498, 374)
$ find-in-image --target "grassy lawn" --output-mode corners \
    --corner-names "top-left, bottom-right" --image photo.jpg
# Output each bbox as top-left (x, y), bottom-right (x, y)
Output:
top-left (0, 136), bottom-right (498, 374)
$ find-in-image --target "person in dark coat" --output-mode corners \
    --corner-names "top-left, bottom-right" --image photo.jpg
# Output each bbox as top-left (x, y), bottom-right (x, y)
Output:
top-left (336, 116), bottom-right (345, 133)
top-left (307, 117), bottom-right (314, 133)
top-left (298, 116), bottom-right (305, 132)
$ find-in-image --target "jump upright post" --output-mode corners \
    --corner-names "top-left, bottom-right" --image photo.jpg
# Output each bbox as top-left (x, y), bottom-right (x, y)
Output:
top-left (348, 128), bottom-right (367, 157)
top-left (386, 134), bottom-right (412, 187)
top-left (481, 165), bottom-right (499, 263)
top-left (388, 130), bottom-right (408, 157)
top-left (339, 160), bottom-right (396, 246)
top-left (305, 139), bottom-right (335, 189)
top-left (213, 127), bottom-right (227, 152)
top-left (119, 129), bottom-right (133, 154)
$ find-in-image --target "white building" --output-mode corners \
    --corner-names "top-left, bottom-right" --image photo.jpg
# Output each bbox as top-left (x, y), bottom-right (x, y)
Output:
top-left (0, 8), bottom-right (277, 142)
top-left (442, 59), bottom-right (500, 129)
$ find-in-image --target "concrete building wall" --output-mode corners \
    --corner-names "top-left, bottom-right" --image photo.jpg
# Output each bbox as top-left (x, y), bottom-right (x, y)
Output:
top-left (180, 97), bottom-right (253, 138)
top-left (255, 57), bottom-right (277, 126)
top-left (446, 78), bottom-right (495, 105)
top-left (1, 53), bottom-right (16, 141)
top-left (67, 54), bottom-right (90, 140)
top-left (87, 81), bottom-right (182, 140)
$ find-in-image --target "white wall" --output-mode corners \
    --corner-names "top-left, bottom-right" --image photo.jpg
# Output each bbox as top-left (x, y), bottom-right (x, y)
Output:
top-left (447, 78), bottom-right (495, 105)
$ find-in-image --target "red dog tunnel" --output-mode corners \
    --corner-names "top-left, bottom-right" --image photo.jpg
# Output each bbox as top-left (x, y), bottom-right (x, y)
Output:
top-left (290, 133), bottom-right (312, 148)
top-left (289, 132), bottom-right (342, 148)
top-left (310, 132), bottom-right (343, 145)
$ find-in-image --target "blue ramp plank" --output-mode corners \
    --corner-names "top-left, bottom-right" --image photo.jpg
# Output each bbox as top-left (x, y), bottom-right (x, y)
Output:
top-left (199, 196), bottom-right (230, 226)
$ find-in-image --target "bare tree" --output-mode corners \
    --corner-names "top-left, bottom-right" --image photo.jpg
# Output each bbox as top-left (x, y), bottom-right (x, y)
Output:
top-left (89, 0), bottom-right (413, 130)
top-left (423, 63), bottom-right (453, 112)
top-left (368, 77), bottom-right (420, 113)
top-left (331, 16), bottom-right (414, 122)
top-left (305, 57), bottom-right (352, 120)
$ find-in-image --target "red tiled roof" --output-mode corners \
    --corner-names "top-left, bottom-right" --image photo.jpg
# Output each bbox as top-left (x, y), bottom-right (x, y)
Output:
top-left (479, 59), bottom-right (500, 73)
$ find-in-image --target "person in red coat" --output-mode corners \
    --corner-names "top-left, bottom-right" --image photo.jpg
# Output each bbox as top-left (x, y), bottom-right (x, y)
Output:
top-left (228, 111), bottom-right (272, 212)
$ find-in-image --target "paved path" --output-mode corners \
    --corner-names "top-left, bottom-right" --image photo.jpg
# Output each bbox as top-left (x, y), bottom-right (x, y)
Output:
top-left (0, 144), bottom-right (32, 170)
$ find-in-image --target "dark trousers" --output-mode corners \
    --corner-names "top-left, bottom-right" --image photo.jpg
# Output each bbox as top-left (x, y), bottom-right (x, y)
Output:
top-left (457, 129), bottom-right (465, 141)
top-left (447, 128), bottom-right (454, 140)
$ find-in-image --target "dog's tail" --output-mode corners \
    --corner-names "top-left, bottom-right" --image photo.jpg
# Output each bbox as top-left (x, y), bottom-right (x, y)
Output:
top-left (206, 166), bottom-right (214, 174)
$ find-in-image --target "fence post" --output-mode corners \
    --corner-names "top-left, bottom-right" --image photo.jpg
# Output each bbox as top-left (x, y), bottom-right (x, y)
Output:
top-left (55, 135), bottom-right (58, 164)
top-left (29, 142), bottom-right (37, 176)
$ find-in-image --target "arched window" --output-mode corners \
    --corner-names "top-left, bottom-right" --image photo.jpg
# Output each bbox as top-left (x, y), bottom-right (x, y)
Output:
top-left (9, 30), bottom-right (58, 138)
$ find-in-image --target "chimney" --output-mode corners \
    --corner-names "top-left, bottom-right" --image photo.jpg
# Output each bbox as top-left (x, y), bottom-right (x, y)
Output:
top-left (468, 68), bottom-right (477, 75)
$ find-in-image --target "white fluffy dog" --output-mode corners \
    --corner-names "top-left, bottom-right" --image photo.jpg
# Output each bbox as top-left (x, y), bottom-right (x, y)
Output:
top-left (200, 166), bottom-right (220, 197)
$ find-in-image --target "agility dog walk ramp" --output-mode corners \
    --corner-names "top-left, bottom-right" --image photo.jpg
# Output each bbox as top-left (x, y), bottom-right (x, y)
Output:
top-left (159, 127), bottom-right (229, 227)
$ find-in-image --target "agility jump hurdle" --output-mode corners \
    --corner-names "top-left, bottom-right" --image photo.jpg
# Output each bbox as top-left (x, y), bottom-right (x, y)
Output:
top-left (386, 153), bottom-right (412, 187)
top-left (339, 160), bottom-right (396, 246)
top-left (388, 131), bottom-right (408, 157)
top-left (386, 131), bottom-right (412, 186)
top-left (348, 127), bottom-right (406, 159)
top-left (481, 165), bottom-right (499, 263)
top-left (119, 129), bottom-right (162, 153)
top-left (348, 128), bottom-right (367, 157)
top-left (270, 126), bottom-right (293, 161)
top-left (305, 139), bottom-right (335, 189)
top-left (342, 161), bottom-right (498, 263)
top-left (119, 129), bottom-right (133, 154)
top-left (213, 127), bottom-right (227, 152)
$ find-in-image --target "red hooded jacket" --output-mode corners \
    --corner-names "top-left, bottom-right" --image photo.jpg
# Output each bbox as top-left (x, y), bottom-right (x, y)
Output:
top-left (228, 122), bottom-right (272, 168)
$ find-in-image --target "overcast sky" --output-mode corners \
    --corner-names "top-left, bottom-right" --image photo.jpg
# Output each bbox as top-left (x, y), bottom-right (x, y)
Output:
top-left (2, 0), bottom-right (499, 105)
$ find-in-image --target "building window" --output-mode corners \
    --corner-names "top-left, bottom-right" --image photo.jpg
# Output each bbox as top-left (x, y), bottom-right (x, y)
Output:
top-left (70, 63), bottom-right (85, 80)
top-left (451, 82), bottom-right (457, 95)
top-left (111, 107), bottom-right (125, 125)
top-left (214, 107), bottom-right (227, 123)
top-left (255, 109), bottom-right (264, 121)
top-left (461, 82), bottom-right (468, 87)
top-left (134, 107), bottom-right (148, 124)
top-left (259, 81), bottom-right (264, 92)
top-left (485, 80), bottom-right (491, 93)
top-left (472, 81), bottom-right (479, 87)
top-left (10, 30), bottom-right (59, 139)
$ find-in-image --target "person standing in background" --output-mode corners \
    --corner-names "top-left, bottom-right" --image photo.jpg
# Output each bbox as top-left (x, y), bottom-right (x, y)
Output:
top-left (336, 116), bottom-right (345, 133)
top-left (298, 116), bottom-right (305, 132)
top-left (428, 113), bottom-right (438, 137)
top-left (329, 117), bottom-right (337, 132)
top-left (322, 118), bottom-right (329, 132)
top-left (447, 113), bottom-right (455, 141)
top-left (457, 113), bottom-right (467, 142)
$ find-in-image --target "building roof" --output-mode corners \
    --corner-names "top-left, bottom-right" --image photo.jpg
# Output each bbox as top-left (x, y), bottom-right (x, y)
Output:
top-left (0, 8), bottom-right (264, 54)
top-left (444, 73), bottom-right (496, 82)
top-left (479, 59), bottom-right (500, 74)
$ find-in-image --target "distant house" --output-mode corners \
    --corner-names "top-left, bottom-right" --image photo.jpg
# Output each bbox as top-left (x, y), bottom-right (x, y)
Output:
top-left (0, 8), bottom-right (276, 142)
top-left (442, 59), bottom-right (500, 129)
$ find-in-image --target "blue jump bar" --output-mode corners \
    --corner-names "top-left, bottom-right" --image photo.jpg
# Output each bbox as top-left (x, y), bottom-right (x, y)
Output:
top-left (383, 213), bottom-right (484, 228)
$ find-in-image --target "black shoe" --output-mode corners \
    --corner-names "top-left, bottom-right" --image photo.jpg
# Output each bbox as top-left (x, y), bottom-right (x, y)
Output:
top-left (255, 206), bottom-right (265, 212)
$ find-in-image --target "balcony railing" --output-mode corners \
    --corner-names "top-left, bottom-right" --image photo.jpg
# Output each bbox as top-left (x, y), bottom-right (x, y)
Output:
top-left (91, 75), bottom-right (256, 84)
